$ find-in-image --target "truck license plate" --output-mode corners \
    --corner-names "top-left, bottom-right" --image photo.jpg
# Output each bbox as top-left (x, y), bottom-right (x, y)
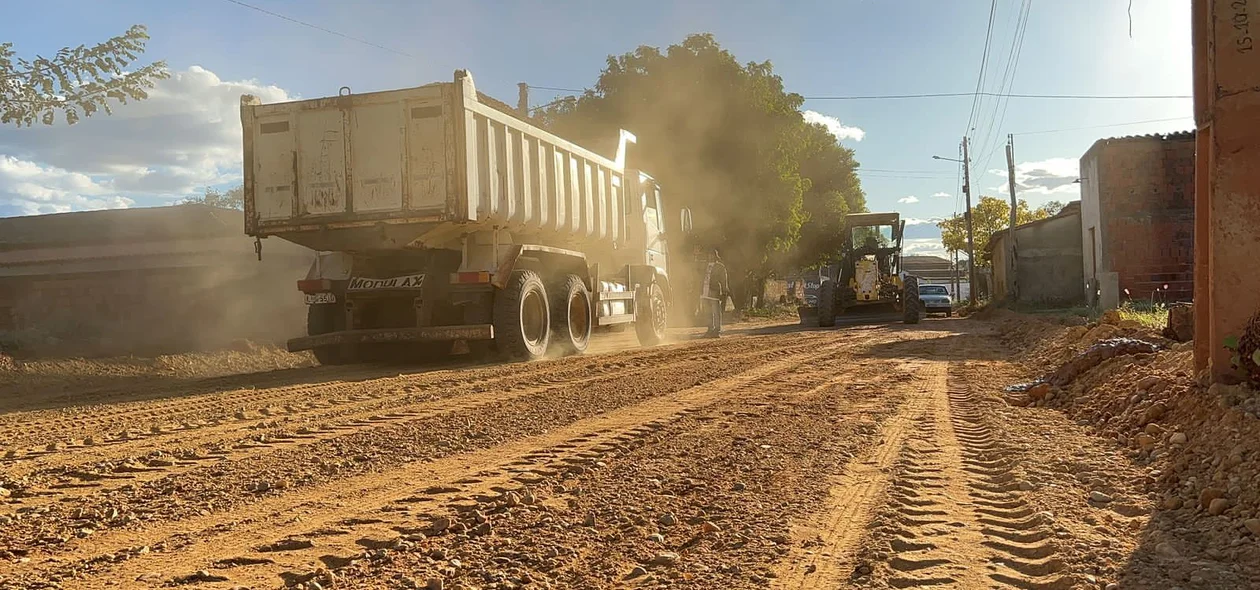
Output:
top-left (305, 292), bottom-right (337, 305)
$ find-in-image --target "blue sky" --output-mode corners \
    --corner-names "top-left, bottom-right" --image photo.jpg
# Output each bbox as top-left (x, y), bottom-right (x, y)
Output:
top-left (0, 0), bottom-right (1193, 257)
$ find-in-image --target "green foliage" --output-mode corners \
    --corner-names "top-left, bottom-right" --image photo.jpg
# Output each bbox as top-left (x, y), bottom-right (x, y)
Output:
top-left (538, 34), bottom-right (864, 278)
top-left (1, 25), bottom-right (168, 127)
top-left (182, 186), bottom-right (244, 210)
top-left (1117, 301), bottom-right (1167, 330)
top-left (936, 195), bottom-right (1051, 267)
top-left (1036, 200), bottom-right (1066, 217)
top-left (850, 224), bottom-right (893, 250)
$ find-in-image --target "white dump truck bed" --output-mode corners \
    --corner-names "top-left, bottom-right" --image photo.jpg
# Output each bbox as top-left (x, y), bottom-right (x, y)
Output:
top-left (240, 71), bottom-right (634, 253)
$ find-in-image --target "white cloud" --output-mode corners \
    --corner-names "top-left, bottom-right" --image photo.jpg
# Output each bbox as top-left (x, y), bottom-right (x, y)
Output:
top-left (904, 217), bottom-right (944, 226)
top-left (0, 156), bottom-right (135, 215)
top-left (0, 66), bottom-right (292, 216)
top-left (988, 157), bottom-right (1080, 197)
top-left (802, 110), bottom-right (866, 142)
top-left (932, 191), bottom-right (951, 199)
top-left (897, 195), bottom-right (920, 204)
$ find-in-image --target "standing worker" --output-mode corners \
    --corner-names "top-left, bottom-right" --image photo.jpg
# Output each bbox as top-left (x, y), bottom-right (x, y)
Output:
top-left (701, 249), bottom-right (728, 338)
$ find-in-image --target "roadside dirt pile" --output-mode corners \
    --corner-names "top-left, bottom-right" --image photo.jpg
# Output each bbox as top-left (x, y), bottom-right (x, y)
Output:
top-left (993, 309), bottom-right (1260, 587)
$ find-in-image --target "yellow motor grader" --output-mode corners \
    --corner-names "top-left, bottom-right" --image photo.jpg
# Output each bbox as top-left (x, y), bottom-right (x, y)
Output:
top-left (816, 212), bottom-right (922, 326)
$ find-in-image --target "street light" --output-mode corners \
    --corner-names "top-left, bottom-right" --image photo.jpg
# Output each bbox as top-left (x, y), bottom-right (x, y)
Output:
top-left (932, 155), bottom-right (964, 163)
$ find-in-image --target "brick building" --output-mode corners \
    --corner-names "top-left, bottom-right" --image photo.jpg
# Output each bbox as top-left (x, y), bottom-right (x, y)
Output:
top-left (1078, 132), bottom-right (1195, 308)
top-left (0, 205), bottom-right (313, 357)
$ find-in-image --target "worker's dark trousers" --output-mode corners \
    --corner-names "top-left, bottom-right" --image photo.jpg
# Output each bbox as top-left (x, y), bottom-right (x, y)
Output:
top-left (706, 298), bottom-right (722, 335)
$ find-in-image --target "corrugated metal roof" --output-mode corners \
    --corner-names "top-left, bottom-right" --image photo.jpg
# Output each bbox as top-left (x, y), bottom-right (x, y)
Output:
top-left (1082, 130), bottom-right (1195, 162)
top-left (0, 205), bottom-right (244, 251)
top-left (1098, 131), bottom-right (1194, 142)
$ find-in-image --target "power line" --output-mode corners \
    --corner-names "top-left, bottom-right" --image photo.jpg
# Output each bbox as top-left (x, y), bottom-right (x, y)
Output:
top-left (966, 0), bottom-right (1001, 137)
top-left (860, 173), bottom-right (958, 180)
top-left (801, 91), bottom-right (1189, 101)
top-left (527, 85), bottom-right (584, 93)
top-left (528, 96), bottom-right (574, 113)
top-left (859, 168), bottom-right (956, 175)
top-left (1012, 116), bottom-right (1191, 136)
top-left (974, 0), bottom-right (1034, 177)
top-left (525, 85), bottom-right (1190, 102)
top-left (218, 0), bottom-right (415, 58)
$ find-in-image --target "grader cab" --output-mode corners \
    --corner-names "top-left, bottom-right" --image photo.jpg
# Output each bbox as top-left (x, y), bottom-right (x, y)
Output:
top-left (816, 212), bottom-right (922, 327)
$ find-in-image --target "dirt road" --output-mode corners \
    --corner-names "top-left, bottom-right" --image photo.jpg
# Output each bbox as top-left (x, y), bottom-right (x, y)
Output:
top-left (0, 319), bottom-right (1177, 589)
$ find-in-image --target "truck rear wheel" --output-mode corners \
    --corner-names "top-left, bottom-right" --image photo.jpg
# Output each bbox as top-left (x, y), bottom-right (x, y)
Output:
top-left (902, 276), bottom-right (922, 325)
top-left (818, 280), bottom-right (837, 327)
top-left (550, 274), bottom-right (592, 355)
top-left (634, 282), bottom-right (668, 347)
top-left (494, 270), bottom-right (550, 361)
top-left (306, 303), bottom-right (355, 365)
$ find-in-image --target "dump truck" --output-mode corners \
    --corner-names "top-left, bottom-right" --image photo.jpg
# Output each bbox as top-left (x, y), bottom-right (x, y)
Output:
top-left (815, 212), bottom-right (921, 326)
top-left (239, 70), bottom-right (691, 364)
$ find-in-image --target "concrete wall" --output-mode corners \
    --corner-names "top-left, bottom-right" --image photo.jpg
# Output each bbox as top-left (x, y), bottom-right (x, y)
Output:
top-left (1079, 156), bottom-right (1103, 288)
top-left (992, 210), bottom-right (1085, 305)
top-left (1080, 133), bottom-right (1195, 305)
top-left (1194, 0), bottom-right (1260, 379)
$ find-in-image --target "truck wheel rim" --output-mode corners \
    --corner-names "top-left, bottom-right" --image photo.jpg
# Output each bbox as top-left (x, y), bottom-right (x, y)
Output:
top-left (522, 289), bottom-right (547, 347)
top-left (570, 291), bottom-right (591, 342)
top-left (651, 287), bottom-right (667, 334)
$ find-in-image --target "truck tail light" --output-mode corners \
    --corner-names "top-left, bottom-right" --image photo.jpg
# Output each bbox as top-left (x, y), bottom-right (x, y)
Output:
top-left (297, 279), bottom-right (333, 293)
top-left (450, 271), bottom-right (491, 284)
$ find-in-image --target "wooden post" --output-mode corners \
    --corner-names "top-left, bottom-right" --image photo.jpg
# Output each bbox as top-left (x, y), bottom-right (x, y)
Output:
top-left (963, 137), bottom-right (976, 305)
top-left (1006, 135), bottom-right (1019, 302)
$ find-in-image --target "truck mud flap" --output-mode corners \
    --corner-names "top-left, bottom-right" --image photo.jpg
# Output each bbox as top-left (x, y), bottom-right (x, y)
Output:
top-left (288, 325), bottom-right (494, 352)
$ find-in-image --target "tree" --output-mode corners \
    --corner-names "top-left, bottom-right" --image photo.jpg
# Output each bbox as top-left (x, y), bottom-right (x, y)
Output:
top-left (792, 119), bottom-right (867, 268)
top-left (1035, 200), bottom-right (1066, 217)
top-left (539, 34), bottom-right (864, 302)
top-left (936, 196), bottom-right (1050, 268)
top-left (182, 186), bottom-right (243, 210)
top-left (1, 25), bottom-right (168, 127)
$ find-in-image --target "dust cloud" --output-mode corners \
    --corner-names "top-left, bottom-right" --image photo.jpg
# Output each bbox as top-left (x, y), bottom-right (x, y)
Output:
top-left (0, 237), bottom-right (309, 360)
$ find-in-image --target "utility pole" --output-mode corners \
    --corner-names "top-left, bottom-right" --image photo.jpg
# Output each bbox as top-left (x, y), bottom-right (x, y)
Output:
top-left (962, 137), bottom-right (976, 305)
top-left (517, 83), bottom-right (529, 118)
top-left (951, 250), bottom-right (959, 299)
top-left (1005, 134), bottom-right (1018, 302)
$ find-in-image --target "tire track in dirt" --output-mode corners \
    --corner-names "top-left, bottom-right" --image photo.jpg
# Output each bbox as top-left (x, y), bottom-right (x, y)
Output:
top-left (772, 360), bottom-right (943, 589)
top-left (0, 337), bottom-right (837, 553)
top-left (816, 365), bottom-right (1075, 590)
top-left (3, 333), bottom-right (884, 588)
top-left (866, 369), bottom-right (989, 589)
top-left (2, 340), bottom-right (823, 512)
top-left (947, 374), bottom-right (1073, 590)
top-left (322, 344), bottom-right (908, 589)
top-left (0, 336), bottom-right (765, 451)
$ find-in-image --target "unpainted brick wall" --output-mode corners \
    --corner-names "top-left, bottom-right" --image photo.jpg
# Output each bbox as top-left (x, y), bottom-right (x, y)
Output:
top-left (1098, 134), bottom-right (1195, 302)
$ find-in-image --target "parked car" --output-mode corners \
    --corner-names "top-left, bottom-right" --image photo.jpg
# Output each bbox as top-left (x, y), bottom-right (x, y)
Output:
top-left (918, 284), bottom-right (953, 316)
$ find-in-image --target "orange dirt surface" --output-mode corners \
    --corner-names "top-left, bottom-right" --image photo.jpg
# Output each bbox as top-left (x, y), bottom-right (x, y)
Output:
top-left (1, 315), bottom-right (1255, 589)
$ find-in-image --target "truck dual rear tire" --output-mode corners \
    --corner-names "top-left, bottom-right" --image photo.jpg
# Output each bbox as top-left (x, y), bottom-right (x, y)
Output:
top-left (903, 276), bottom-right (922, 325)
top-left (818, 280), bottom-right (836, 328)
top-left (634, 282), bottom-right (668, 347)
top-left (550, 274), bottom-right (592, 355)
top-left (494, 270), bottom-right (551, 361)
